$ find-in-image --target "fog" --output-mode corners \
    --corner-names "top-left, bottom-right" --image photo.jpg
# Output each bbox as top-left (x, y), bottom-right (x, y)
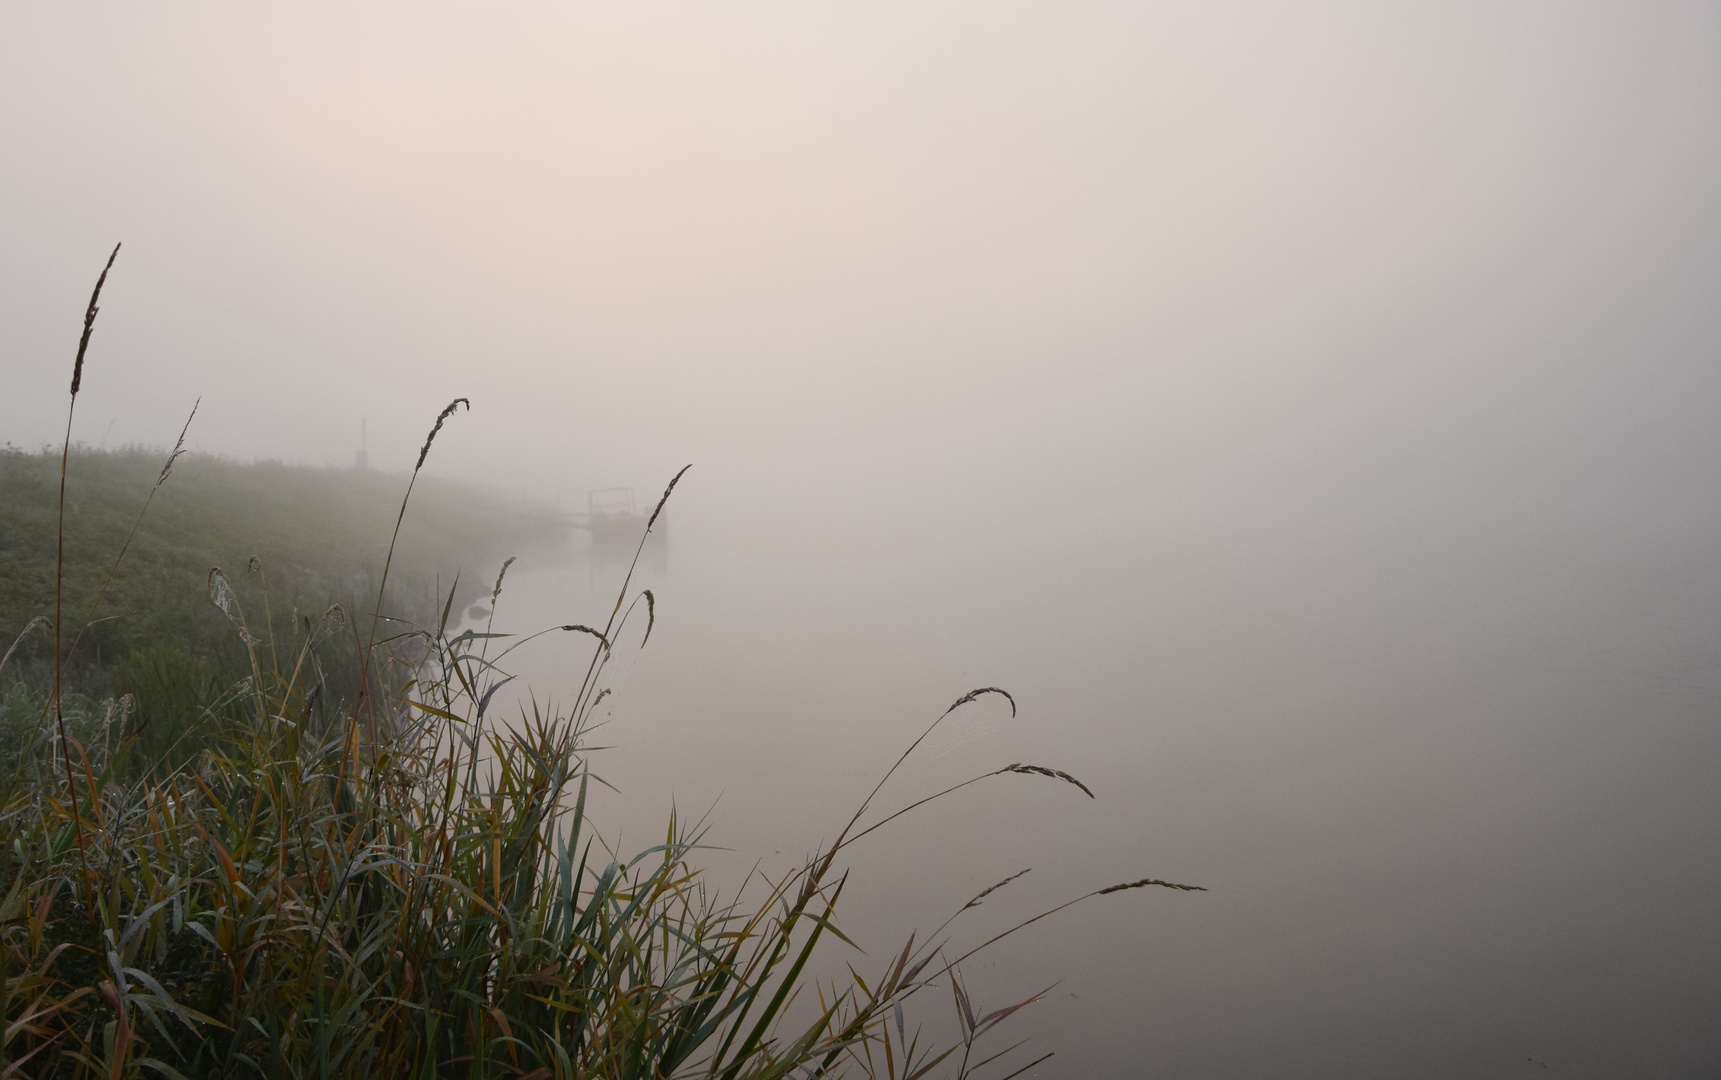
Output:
top-left (4, 2), bottom-right (1720, 1075)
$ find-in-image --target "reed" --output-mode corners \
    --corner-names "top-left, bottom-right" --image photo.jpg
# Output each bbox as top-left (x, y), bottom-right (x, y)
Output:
top-left (0, 252), bottom-right (1204, 1079)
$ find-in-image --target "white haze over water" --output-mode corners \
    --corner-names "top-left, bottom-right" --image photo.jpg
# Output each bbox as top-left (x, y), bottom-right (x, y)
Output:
top-left (4, 3), bottom-right (1720, 1075)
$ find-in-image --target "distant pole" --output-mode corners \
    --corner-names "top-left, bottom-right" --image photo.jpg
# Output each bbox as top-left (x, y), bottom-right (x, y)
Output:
top-left (356, 418), bottom-right (369, 471)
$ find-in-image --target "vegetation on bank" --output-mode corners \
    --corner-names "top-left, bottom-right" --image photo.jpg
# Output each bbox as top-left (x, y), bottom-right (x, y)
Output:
top-left (0, 247), bottom-right (1203, 1078)
top-left (0, 443), bottom-right (560, 663)
top-left (0, 443), bottom-right (561, 772)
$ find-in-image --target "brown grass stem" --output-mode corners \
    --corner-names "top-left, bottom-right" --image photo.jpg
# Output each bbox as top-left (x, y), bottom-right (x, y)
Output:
top-left (53, 241), bottom-right (119, 901)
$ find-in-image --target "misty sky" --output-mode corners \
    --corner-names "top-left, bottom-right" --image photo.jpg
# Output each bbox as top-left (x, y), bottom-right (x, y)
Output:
top-left (5, 4), bottom-right (1721, 1076)
top-left (5, 2), bottom-right (1718, 514)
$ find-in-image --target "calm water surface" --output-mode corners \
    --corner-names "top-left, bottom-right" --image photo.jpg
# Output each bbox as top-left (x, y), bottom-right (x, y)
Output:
top-left (472, 484), bottom-right (1721, 1079)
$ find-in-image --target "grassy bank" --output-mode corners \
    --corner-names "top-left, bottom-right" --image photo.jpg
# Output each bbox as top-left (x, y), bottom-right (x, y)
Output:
top-left (0, 444), bottom-right (562, 770)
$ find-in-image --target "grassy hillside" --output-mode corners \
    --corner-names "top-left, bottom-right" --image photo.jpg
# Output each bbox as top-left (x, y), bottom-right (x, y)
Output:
top-left (0, 444), bottom-right (563, 754)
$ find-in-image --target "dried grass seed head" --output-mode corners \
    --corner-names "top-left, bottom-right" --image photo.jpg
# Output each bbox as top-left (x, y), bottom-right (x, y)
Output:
top-left (948, 687), bottom-right (1016, 718)
top-left (416, 397), bottom-right (470, 471)
top-left (1097, 877), bottom-right (1206, 894)
top-left (646, 464), bottom-right (692, 531)
top-left (964, 868), bottom-right (1032, 910)
top-left (156, 398), bottom-right (199, 487)
top-left (70, 243), bottom-right (120, 397)
top-left (997, 763), bottom-right (1095, 798)
top-left (492, 556), bottom-right (516, 603)
top-left (559, 624), bottom-right (611, 652)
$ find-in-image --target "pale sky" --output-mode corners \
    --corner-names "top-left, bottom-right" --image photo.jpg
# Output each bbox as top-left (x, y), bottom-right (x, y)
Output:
top-left (6, 1), bottom-right (1717, 525)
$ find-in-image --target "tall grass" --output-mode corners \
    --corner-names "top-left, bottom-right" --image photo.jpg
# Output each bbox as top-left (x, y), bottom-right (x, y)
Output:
top-left (0, 249), bottom-right (1204, 1079)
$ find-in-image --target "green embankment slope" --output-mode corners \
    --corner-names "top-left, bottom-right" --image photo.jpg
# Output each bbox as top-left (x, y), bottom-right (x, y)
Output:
top-left (1, 445), bottom-right (562, 739)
